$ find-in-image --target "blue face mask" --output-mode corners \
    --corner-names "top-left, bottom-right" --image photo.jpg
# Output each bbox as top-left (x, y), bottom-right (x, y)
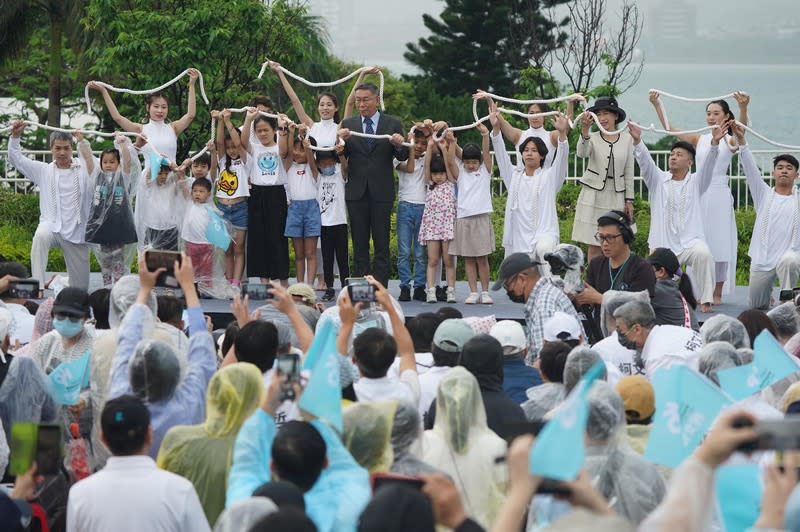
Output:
top-left (319, 165), bottom-right (336, 176)
top-left (53, 317), bottom-right (84, 339)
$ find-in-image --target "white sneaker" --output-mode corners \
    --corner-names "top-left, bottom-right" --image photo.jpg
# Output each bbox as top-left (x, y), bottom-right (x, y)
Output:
top-left (465, 292), bottom-right (479, 304)
top-left (446, 287), bottom-right (456, 303)
top-left (480, 291), bottom-right (493, 304)
top-left (426, 287), bottom-right (437, 303)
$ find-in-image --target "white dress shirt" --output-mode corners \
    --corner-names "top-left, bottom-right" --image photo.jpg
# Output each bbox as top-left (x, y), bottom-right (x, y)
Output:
top-left (354, 370), bottom-right (420, 407)
top-left (67, 455), bottom-right (211, 532)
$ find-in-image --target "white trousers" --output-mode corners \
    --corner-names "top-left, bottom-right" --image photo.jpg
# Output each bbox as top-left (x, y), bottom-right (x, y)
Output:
top-left (31, 224), bottom-right (90, 291)
top-left (748, 252), bottom-right (800, 310)
top-left (678, 240), bottom-right (715, 305)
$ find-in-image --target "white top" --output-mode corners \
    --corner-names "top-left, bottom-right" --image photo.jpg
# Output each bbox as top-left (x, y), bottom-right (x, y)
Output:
top-left (634, 142), bottom-right (717, 255)
top-left (456, 161), bottom-right (493, 218)
top-left (515, 127), bottom-right (556, 169)
top-left (417, 365), bottom-right (451, 417)
top-left (286, 162), bottom-right (317, 201)
top-left (641, 324), bottom-right (703, 377)
top-left (740, 145), bottom-right (800, 271)
top-left (215, 155), bottom-right (250, 199)
top-left (388, 352), bottom-right (434, 379)
top-left (493, 133), bottom-right (568, 254)
top-left (4, 302), bottom-right (34, 345)
top-left (248, 143), bottom-right (286, 186)
top-left (135, 174), bottom-right (188, 231)
top-left (142, 120), bottom-right (178, 163)
top-left (317, 167), bottom-right (347, 226)
top-left (66, 455), bottom-right (211, 532)
top-left (8, 138), bottom-right (92, 244)
top-left (696, 133), bottom-right (735, 183)
top-left (592, 331), bottom-right (643, 378)
top-left (262, 368), bottom-right (300, 426)
top-left (395, 157), bottom-right (427, 204)
top-left (354, 370), bottom-right (420, 407)
top-left (308, 118), bottom-right (339, 148)
top-left (180, 201), bottom-right (210, 245)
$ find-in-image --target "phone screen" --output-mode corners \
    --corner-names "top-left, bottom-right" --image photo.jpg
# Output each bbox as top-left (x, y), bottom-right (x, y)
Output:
top-left (371, 473), bottom-right (425, 493)
top-left (242, 283), bottom-right (273, 300)
top-left (277, 353), bottom-right (300, 378)
top-left (756, 418), bottom-right (800, 450)
top-left (348, 284), bottom-right (375, 303)
top-left (145, 250), bottom-right (182, 288)
top-left (9, 280), bottom-right (40, 299)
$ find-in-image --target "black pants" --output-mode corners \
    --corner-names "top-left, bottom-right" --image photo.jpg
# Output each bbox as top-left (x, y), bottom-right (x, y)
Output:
top-left (321, 224), bottom-right (350, 289)
top-left (248, 185), bottom-right (289, 280)
top-left (346, 197), bottom-right (393, 286)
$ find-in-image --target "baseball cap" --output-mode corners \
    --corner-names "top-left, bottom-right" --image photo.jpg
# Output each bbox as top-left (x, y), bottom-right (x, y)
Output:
top-left (491, 253), bottom-right (540, 291)
top-left (489, 320), bottom-right (527, 355)
top-left (647, 247), bottom-right (680, 276)
top-left (432, 319), bottom-right (474, 353)
top-left (52, 286), bottom-right (90, 318)
top-left (615, 375), bottom-right (655, 422)
top-left (543, 311), bottom-right (582, 342)
top-left (100, 394), bottom-right (151, 443)
top-left (288, 283), bottom-right (316, 304)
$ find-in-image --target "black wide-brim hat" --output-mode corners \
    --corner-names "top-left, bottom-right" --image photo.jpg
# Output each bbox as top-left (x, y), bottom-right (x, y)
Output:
top-left (587, 96), bottom-right (626, 123)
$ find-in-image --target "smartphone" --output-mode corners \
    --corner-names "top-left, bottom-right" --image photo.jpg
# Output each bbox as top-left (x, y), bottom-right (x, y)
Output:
top-left (242, 283), bottom-right (273, 301)
top-left (780, 289), bottom-right (795, 302)
top-left (754, 418), bottom-right (800, 450)
top-left (348, 283), bottom-right (376, 303)
top-left (10, 422), bottom-right (62, 476)
top-left (8, 279), bottom-right (41, 299)
top-left (345, 277), bottom-right (369, 287)
top-left (370, 472), bottom-right (425, 493)
top-left (277, 353), bottom-right (301, 401)
top-left (144, 250), bottom-right (182, 288)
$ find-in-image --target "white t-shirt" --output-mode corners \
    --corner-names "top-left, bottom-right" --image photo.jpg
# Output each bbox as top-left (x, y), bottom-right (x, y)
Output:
top-left (286, 162), bottom-right (317, 201)
top-left (516, 127), bottom-right (556, 169)
top-left (308, 119), bottom-right (338, 149)
top-left (641, 324), bottom-right (703, 377)
top-left (248, 143), bottom-right (286, 186)
top-left (354, 370), bottom-right (420, 407)
top-left (215, 155), bottom-right (250, 199)
top-left (317, 167), bottom-right (347, 226)
top-left (592, 331), bottom-right (644, 378)
top-left (388, 352), bottom-right (434, 379)
top-left (456, 161), bottom-right (493, 218)
top-left (180, 201), bottom-right (210, 245)
top-left (395, 157), bottom-right (426, 204)
top-left (417, 365), bottom-right (451, 417)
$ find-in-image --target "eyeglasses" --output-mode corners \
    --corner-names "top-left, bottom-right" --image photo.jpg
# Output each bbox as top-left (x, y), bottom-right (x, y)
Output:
top-left (53, 313), bottom-right (82, 322)
top-left (354, 97), bottom-right (374, 104)
top-left (595, 232), bottom-right (623, 243)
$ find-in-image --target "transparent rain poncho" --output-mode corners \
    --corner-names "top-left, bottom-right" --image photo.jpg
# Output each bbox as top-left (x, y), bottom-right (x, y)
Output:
top-left (697, 341), bottom-right (743, 386)
top-left (390, 400), bottom-right (440, 477)
top-left (522, 382), bottom-right (565, 422)
top-left (129, 339), bottom-right (182, 403)
top-left (563, 347), bottom-right (608, 395)
top-left (77, 137), bottom-right (139, 287)
top-left (157, 362), bottom-right (265, 526)
top-left (421, 367), bottom-right (507, 529)
top-left (0, 356), bottom-right (57, 446)
top-left (600, 290), bottom-right (650, 337)
top-left (213, 496), bottom-right (277, 532)
top-left (583, 381), bottom-right (668, 525)
top-left (700, 314), bottom-right (751, 349)
top-left (768, 302), bottom-right (800, 341)
top-left (11, 297), bottom-right (55, 358)
top-left (342, 400), bottom-right (397, 474)
top-left (133, 149), bottom-right (189, 253)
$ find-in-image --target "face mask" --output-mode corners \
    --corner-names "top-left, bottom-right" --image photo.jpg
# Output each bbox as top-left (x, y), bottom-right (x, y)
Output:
top-left (506, 287), bottom-right (526, 304)
top-left (53, 317), bottom-right (84, 339)
top-left (319, 166), bottom-right (336, 176)
top-left (616, 328), bottom-right (638, 351)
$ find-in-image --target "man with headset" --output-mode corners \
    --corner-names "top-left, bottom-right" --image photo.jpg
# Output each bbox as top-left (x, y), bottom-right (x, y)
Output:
top-left (575, 211), bottom-right (656, 333)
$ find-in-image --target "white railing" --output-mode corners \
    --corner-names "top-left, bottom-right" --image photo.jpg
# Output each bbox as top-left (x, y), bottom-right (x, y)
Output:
top-left (1, 148), bottom-right (796, 210)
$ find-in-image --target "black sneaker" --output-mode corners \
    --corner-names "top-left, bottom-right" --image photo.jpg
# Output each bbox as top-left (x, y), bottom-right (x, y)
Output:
top-left (436, 285), bottom-right (447, 302)
top-left (399, 286), bottom-right (411, 302)
top-left (413, 286), bottom-right (427, 301)
top-left (322, 288), bottom-right (335, 302)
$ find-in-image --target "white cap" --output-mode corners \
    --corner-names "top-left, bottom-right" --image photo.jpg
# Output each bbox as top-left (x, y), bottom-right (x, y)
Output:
top-left (490, 320), bottom-right (527, 355)
top-left (543, 311), bottom-right (582, 342)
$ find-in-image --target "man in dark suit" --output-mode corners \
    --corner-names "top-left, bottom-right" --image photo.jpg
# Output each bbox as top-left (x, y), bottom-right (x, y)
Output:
top-left (338, 83), bottom-right (408, 287)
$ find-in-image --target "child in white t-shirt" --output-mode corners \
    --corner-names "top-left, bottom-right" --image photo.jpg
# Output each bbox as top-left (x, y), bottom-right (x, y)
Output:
top-left (308, 138), bottom-right (350, 302)
top-left (180, 177), bottom-right (215, 290)
top-left (446, 124), bottom-right (495, 304)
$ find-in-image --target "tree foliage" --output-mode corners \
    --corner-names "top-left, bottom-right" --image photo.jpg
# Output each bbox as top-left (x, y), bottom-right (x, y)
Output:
top-left (404, 0), bottom-right (569, 98)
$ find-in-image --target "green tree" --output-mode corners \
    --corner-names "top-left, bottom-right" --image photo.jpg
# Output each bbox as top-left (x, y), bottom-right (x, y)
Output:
top-left (404, 0), bottom-right (568, 98)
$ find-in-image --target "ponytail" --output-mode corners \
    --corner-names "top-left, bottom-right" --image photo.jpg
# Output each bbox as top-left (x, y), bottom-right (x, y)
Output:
top-left (677, 273), bottom-right (697, 310)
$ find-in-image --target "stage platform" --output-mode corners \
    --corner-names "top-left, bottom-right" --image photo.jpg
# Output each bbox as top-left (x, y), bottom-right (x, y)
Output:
top-left (58, 273), bottom-right (764, 326)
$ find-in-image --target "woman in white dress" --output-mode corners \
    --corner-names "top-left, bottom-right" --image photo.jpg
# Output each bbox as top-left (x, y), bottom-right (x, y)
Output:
top-left (649, 91), bottom-right (750, 304)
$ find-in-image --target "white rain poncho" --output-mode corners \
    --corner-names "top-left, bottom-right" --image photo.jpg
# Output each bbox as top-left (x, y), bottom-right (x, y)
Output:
top-left (522, 382), bottom-right (564, 422)
top-left (563, 347), bottom-right (608, 395)
top-left (599, 290), bottom-right (650, 338)
top-left (700, 314), bottom-right (751, 349)
top-left (133, 148), bottom-right (189, 252)
top-left (77, 137), bottom-right (139, 287)
top-left (0, 356), bottom-right (57, 447)
top-left (768, 301), bottom-right (800, 342)
top-left (390, 400), bottom-right (441, 477)
top-left (421, 367), bottom-right (507, 529)
top-left (213, 497), bottom-right (277, 532)
top-left (697, 341), bottom-right (743, 386)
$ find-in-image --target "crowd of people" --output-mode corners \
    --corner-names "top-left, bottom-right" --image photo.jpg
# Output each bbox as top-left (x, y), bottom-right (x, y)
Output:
top-left (3, 65), bottom-right (800, 531)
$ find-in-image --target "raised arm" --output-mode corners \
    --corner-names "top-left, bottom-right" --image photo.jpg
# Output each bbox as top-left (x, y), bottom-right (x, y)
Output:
top-left (171, 68), bottom-right (198, 135)
top-left (8, 121), bottom-right (49, 186)
top-left (371, 277), bottom-right (415, 375)
top-left (279, 117), bottom-right (292, 170)
top-left (648, 90), bottom-right (699, 145)
top-left (117, 134), bottom-right (132, 176)
top-left (732, 123), bottom-right (769, 208)
top-left (628, 121), bottom-right (660, 190)
top-left (480, 123), bottom-right (492, 173)
top-left (342, 67), bottom-right (378, 121)
top-left (212, 110), bottom-right (225, 156)
top-left (74, 130), bottom-right (96, 176)
top-left (423, 137), bottom-right (435, 185)
top-left (490, 107), bottom-right (514, 189)
top-left (268, 281), bottom-right (314, 353)
top-left (474, 91), bottom-right (521, 144)
top-left (395, 130), bottom-right (417, 173)
top-left (576, 114), bottom-right (594, 159)
top-left (697, 121), bottom-right (728, 194)
top-left (241, 108), bottom-right (257, 154)
top-left (305, 137), bottom-right (318, 179)
top-left (87, 81), bottom-right (143, 134)
top-left (551, 113), bottom-right (570, 189)
top-left (271, 62), bottom-right (313, 127)
top-left (734, 91), bottom-right (750, 128)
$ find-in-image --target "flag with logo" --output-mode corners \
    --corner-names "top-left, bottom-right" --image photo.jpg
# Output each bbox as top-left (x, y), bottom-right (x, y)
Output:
top-left (205, 206), bottom-right (232, 250)
top-left (716, 463), bottom-right (762, 532)
top-left (298, 320), bottom-right (343, 431)
top-left (530, 362), bottom-right (605, 481)
top-left (48, 349), bottom-right (91, 405)
top-left (717, 330), bottom-right (800, 401)
top-left (645, 364), bottom-right (733, 468)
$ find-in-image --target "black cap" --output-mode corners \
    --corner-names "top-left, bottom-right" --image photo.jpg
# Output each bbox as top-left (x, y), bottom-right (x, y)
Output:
top-left (597, 210), bottom-right (630, 228)
top-left (587, 97), bottom-right (627, 123)
top-left (101, 395), bottom-right (151, 442)
top-left (52, 286), bottom-right (90, 318)
top-left (491, 253), bottom-right (540, 291)
top-left (647, 247), bottom-right (680, 275)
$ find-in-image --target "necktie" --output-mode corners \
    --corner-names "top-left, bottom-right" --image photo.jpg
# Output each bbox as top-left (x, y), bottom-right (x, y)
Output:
top-left (364, 117), bottom-right (375, 149)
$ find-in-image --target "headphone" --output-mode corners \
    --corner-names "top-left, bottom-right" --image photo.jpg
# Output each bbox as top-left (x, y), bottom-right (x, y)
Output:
top-left (598, 210), bottom-right (634, 244)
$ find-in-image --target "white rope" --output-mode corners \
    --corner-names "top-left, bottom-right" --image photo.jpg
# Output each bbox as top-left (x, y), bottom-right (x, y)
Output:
top-left (736, 121), bottom-right (800, 151)
top-left (189, 117), bottom-right (216, 161)
top-left (649, 88), bottom-right (742, 131)
top-left (0, 120), bottom-right (145, 139)
top-left (84, 68), bottom-right (210, 113)
top-left (473, 90), bottom-right (582, 106)
top-left (259, 60), bottom-right (385, 111)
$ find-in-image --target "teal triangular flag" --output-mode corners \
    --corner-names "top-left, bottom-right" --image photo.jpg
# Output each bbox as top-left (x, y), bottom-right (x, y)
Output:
top-left (718, 330), bottom-right (800, 400)
top-left (298, 322), bottom-right (343, 431)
